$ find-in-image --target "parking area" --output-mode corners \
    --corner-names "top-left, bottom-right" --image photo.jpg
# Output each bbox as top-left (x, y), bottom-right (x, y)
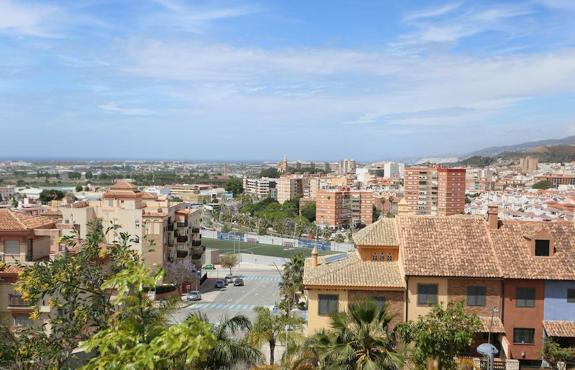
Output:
top-left (170, 264), bottom-right (282, 323)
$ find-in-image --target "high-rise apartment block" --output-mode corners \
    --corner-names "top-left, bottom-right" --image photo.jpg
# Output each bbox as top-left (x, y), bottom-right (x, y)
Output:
top-left (519, 157), bottom-right (539, 174)
top-left (404, 166), bottom-right (466, 215)
top-left (276, 175), bottom-right (304, 204)
top-left (242, 177), bottom-right (277, 199)
top-left (337, 159), bottom-right (357, 175)
top-left (316, 188), bottom-right (373, 228)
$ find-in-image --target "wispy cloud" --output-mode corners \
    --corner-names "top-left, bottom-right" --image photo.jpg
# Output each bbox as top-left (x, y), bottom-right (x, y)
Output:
top-left (98, 102), bottom-right (156, 116)
top-left (404, 2), bottom-right (463, 22)
top-left (0, 0), bottom-right (61, 37)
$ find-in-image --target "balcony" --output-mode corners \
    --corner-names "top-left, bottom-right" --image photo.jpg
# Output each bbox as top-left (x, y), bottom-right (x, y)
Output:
top-left (7, 294), bottom-right (32, 309)
top-left (191, 245), bottom-right (205, 260)
top-left (177, 222), bottom-right (188, 228)
top-left (191, 227), bottom-right (200, 234)
top-left (192, 240), bottom-right (201, 247)
top-left (176, 235), bottom-right (188, 243)
top-left (176, 250), bottom-right (188, 258)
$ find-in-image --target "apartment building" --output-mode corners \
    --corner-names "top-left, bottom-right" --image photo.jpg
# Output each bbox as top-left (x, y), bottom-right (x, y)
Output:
top-left (276, 175), bottom-right (304, 204)
top-left (242, 177), bottom-right (277, 199)
top-left (0, 209), bottom-right (60, 328)
top-left (0, 186), bottom-right (15, 203)
top-left (337, 159), bottom-right (357, 175)
top-left (316, 188), bottom-right (373, 228)
top-left (58, 180), bottom-right (204, 269)
top-left (519, 157), bottom-right (539, 174)
top-left (437, 168), bottom-right (466, 216)
top-left (535, 175), bottom-right (575, 187)
top-left (304, 206), bottom-right (575, 366)
top-left (404, 166), bottom-right (466, 215)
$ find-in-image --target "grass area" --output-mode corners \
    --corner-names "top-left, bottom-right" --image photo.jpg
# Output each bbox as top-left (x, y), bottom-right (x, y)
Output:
top-left (203, 238), bottom-right (336, 258)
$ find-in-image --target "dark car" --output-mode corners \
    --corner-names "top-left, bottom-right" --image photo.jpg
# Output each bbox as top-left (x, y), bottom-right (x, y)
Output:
top-left (233, 277), bottom-right (244, 286)
top-left (224, 274), bottom-right (234, 284)
top-left (215, 279), bottom-right (226, 289)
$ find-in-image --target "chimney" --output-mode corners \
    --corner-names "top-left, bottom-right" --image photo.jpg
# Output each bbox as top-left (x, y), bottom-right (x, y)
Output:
top-left (397, 197), bottom-right (409, 216)
top-left (311, 246), bottom-right (318, 268)
top-left (487, 204), bottom-right (499, 229)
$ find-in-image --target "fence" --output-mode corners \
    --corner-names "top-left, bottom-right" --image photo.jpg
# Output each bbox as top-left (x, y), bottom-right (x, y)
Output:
top-left (201, 230), bottom-right (355, 252)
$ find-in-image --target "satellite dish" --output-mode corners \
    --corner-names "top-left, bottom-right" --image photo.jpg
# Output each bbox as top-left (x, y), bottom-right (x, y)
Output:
top-left (477, 343), bottom-right (499, 356)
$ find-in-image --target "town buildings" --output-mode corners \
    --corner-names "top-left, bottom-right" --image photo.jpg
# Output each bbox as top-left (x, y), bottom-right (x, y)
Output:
top-left (404, 166), bottom-right (466, 215)
top-left (304, 206), bottom-right (575, 365)
top-left (276, 175), bottom-right (304, 204)
top-left (520, 157), bottom-right (539, 174)
top-left (242, 177), bottom-right (277, 199)
top-left (0, 209), bottom-right (60, 328)
top-left (337, 159), bottom-right (357, 175)
top-left (315, 188), bottom-right (373, 228)
top-left (58, 180), bottom-right (204, 269)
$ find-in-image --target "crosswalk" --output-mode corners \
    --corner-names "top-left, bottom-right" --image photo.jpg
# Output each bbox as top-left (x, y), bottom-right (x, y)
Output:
top-left (189, 303), bottom-right (274, 312)
top-left (242, 275), bottom-right (281, 282)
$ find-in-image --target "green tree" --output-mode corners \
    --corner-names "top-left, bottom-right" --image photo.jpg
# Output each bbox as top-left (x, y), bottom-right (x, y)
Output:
top-left (68, 172), bottom-right (82, 180)
top-left (300, 202), bottom-right (316, 222)
top-left (533, 179), bottom-right (553, 189)
top-left (333, 234), bottom-right (345, 243)
top-left (542, 339), bottom-right (575, 370)
top-left (225, 177), bottom-right (244, 197)
top-left (259, 167), bottom-right (280, 178)
top-left (220, 254), bottom-right (239, 276)
top-left (81, 262), bottom-right (215, 369)
top-left (279, 253), bottom-right (305, 315)
top-left (307, 299), bottom-right (404, 369)
top-left (75, 185), bottom-right (83, 192)
top-left (398, 302), bottom-right (481, 370)
top-left (249, 306), bottom-right (302, 365)
top-left (38, 189), bottom-right (65, 204)
top-left (85, 171), bottom-right (93, 179)
top-left (372, 205), bottom-right (382, 221)
top-left (192, 313), bottom-right (263, 369)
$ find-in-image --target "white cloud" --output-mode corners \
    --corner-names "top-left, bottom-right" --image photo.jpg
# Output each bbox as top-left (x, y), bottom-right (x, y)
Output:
top-left (0, 0), bottom-right (61, 36)
top-left (537, 0), bottom-right (575, 11)
top-left (404, 2), bottom-right (463, 21)
top-left (98, 103), bottom-right (156, 116)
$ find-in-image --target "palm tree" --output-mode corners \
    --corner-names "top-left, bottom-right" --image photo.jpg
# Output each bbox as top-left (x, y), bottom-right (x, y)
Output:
top-left (189, 313), bottom-right (262, 369)
top-left (304, 300), bottom-right (404, 370)
top-left (249, 307), bottom-right (303, 365)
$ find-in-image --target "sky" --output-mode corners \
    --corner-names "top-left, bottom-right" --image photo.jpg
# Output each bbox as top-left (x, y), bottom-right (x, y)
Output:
top-left (1, 0), bottom-right (575, 161)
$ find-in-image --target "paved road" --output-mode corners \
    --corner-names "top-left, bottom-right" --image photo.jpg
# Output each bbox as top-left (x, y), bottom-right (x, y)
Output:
top-left (171, 265), bottom-right (282, 324)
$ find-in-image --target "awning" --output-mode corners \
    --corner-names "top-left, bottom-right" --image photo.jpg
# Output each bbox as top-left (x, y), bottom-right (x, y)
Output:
top-left (543, 320), bottom-right (575, 338)
top-left (479, 316), bottom-right (506, 334)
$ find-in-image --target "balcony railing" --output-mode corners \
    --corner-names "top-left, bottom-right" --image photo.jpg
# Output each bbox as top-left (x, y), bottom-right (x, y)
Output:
top-left (177, 222), bottom-right (188, 228)
top-left (176, 235), bottom-right (188, 243)
top-left (176, 250), bottom-right (188, 258)
top-left (191, 227), bottom-right (200, 233)
top-left (192, 240), bottom-right (201, 247)
top-left (8, 294), bottom-right (31, 307)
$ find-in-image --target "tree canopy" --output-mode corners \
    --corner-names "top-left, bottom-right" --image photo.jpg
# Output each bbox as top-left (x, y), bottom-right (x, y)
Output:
top-left (225, 177), bottom-right (244, 196)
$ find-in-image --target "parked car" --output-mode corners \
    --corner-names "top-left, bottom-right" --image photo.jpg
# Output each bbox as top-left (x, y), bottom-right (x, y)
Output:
top-left (202, 264), bottom-right (215, 270)
top-left (224, 274), bottom-right (234, 283)
top-left (186, 291), bottom-right (202, 301)
top-left (215, 279), bottom-right (226, 289)
top-left (233, 277), bottom-right (244, 286)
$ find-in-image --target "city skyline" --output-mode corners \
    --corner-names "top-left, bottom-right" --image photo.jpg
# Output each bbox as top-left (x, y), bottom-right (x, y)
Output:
top-left (1, 0), bottom-right (575, 160)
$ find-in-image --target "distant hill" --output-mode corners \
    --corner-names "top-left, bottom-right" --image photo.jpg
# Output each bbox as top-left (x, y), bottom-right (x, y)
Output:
top-left (463, 135), bottom-right (575, 158)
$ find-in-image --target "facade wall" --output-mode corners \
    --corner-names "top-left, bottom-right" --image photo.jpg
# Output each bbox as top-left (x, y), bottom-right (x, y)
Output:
top-left (406, 276), bottom-right (448, 320)
top-left (544, 280), bottom-right (575, 321)
top-left (356, 246), bottom-right (399, 262)
top-left (502, 279), bottom-right (545, 360)
top-left (447, 278), bottom-right (503, 317)
top-left (437, 168), bottom-right (466, 216)
top-left (348, 289), bottom-right (405, 327)
top-left (0, 235), bottom-right (27, 262)
top-left (307, 289), bottom-right (349, 334)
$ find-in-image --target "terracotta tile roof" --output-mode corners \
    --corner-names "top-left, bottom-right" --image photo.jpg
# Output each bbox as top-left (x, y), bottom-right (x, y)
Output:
top-left (396, 215), bottom-right (501, 278)
top-left (543, 320), bottom-right (575, 337)
top-left (479, 316), bottom-right (506, 334)
top-left (110, 180), bottom-right (138, 190)
top-left (0, 263), bottom-right (24, 275)
top-left (0, 209), bottom-right (56, 231)
top-left (353, 218), bottom-right (398, 246)
top-left (490, 220), bottom-right (575, 280)
top-left (303, 252), bottom-right (405, 289)
top-left (141, 192), bottom-right (158, 200)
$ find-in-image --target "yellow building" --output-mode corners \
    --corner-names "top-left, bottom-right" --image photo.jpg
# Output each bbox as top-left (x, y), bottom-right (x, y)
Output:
top-left (303, 218), bottom-right (406, 334)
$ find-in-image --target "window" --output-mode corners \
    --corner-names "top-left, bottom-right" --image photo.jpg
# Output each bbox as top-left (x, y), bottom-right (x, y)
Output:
top-left (318, 295), bottom-right (338, 316)
top-left (513, 328), bottom-right (535, 344)
top-left (516, 288), bottom-right (536, 307)
top-left (535, 240), bottom-right (550, 256)
top-left (14, 315), bottom-right (32, 328)
top-left (567, 289), bottom-right (575, 303)
top-left (3, 240), bottom-right (19, 255)
top-left (417, 284), bottom-right (438, 306)
top-left (371, 255), bottom-right (377, 261)
top-left (467, 286), bottom-right (486, 306)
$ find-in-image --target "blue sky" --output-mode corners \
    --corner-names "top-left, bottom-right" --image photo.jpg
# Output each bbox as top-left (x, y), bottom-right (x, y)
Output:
top-left (1, 0), bottom-right (575, 161)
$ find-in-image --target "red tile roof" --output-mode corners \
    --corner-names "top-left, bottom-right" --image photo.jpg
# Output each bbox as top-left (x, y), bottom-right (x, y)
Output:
top-left (396, 215), bottom-right (502, 278)
top-left (543, 320), bottom-right (575, 338)
top-left (0, 209), bottom-right (56, 231)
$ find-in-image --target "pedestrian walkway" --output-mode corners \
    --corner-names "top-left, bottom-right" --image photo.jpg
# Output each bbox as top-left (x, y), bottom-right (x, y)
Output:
top-left (189, 302), bottom-right (274, 311)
